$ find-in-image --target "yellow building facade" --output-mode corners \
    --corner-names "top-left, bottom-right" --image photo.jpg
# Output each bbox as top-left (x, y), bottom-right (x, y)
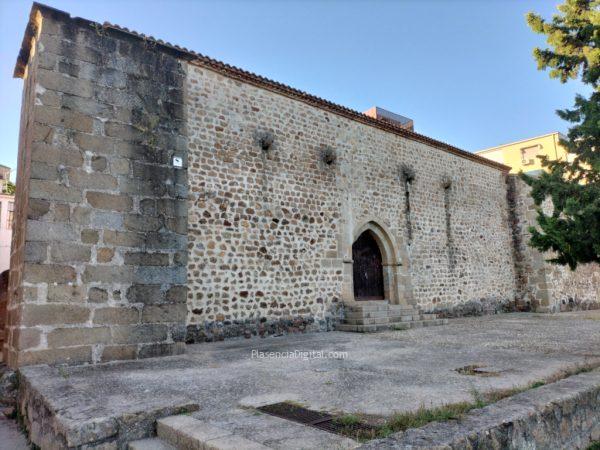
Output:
top-left (475, 132), bottom-right (569, 174)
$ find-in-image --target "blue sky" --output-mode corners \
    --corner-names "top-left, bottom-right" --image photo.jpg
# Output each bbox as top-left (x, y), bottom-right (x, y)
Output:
top-left (0, 0), bottom-right (588, 178)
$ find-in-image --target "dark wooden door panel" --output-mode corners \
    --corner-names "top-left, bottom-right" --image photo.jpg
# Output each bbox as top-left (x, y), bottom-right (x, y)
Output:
top-left (352, 232), bottom-right (384, 300)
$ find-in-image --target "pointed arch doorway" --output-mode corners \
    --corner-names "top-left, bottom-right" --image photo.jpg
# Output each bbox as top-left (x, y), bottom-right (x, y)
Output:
top-left (352, 231), bottom-right (385, 300)
top-left (344, 219), bottom-right (414, 306)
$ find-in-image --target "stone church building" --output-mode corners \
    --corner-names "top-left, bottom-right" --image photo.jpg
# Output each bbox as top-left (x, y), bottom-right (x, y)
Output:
top-left (3, 3), bottom-right (598, 368)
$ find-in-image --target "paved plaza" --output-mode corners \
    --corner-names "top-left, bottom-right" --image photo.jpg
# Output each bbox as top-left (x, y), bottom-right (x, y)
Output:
top-left (20, 311), bottom-right (600, 448)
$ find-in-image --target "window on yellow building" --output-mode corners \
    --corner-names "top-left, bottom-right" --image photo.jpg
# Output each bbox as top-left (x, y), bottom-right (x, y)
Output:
top-left (7, 201), bottom-right (14, 229)
top-left (520, 145), bottom-right (541, 166)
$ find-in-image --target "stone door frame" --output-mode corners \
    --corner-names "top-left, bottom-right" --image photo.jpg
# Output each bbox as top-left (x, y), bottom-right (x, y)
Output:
top-left (342, 218), bottom-right (414, 306)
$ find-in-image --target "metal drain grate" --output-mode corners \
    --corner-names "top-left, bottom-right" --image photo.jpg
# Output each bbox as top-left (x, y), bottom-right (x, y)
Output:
top-left (258, 402), bottom-right (333, 426)
top-left (257, 402), bottom-right (378, 439)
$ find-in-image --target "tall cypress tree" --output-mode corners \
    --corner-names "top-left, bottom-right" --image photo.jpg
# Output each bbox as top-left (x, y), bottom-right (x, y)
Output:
top-left (523, 0), bottom-right (599, 269)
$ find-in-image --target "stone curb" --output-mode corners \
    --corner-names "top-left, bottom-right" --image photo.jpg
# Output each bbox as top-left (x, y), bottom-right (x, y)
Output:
top-left (157, 415), bottom-right (270, 450)
top-left (358, 369), bottom-right (600, 449)
top-left (18, 368), bottom-right (200, 448)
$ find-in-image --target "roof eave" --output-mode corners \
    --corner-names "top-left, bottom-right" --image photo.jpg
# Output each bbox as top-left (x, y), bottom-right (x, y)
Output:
top-left (15, 2), bottom-right (511, 173)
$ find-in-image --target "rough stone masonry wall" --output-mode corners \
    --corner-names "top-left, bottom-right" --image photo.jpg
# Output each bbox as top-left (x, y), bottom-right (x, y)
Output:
top-left (5, 8), bottom-right (188, 367)
top-left (185, 63), bottom-right (516, 340)
top-left (509, 175), bottom-right (599, 312)
top-left (185, 68), bottom-right (343, 341)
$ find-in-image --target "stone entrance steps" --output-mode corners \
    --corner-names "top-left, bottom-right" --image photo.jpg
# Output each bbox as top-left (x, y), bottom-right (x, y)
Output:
top-left (129, 438), bottom-right (175, 450)
top-left (337, 301), bottom-right (448, 333)
top-left (128, 415), bottom-right (270, 450)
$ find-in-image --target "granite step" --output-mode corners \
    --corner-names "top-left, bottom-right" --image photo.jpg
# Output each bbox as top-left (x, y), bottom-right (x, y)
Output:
top-left (421, 313), bottom-right (438, 320)
top-left (349, 300), bottom-right (389, 306)
top-left (397, 308), bottom-right (415, 311)
top-left (345, 310), bottom-right (389, 320)
top-left (392, 319), bottom-right (447, 329)
top-left (387, 314), bottom-right (418, 323)
top-left (336, 323), bottom-right (391, 333)
top-left (388, 305), bottom-right (417, 312)
top-left (343, 317), bottom-right (390, 325)
top-left (157, 415), bottom-right (269, 450)
top-left (387, 310), bottom-right (418, 315)
top-left (409, 319), bottom-right (448, 328)
top-left (388, 314), bottom-right (439, 322)
top-left (340, 318), bottom-right (449, 333)
top-left (128, 438), bottom-right (176, 450)
top-left (346, 305), bottom-right (389, 313)
top-left (340, 302), bottom-right (448, 333)
top-left (347, 304), bottom-right (416, 313)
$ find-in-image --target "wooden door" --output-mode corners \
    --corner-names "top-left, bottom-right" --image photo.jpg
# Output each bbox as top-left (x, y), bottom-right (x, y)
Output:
top-left (352, 232), bottom-right (384, 300)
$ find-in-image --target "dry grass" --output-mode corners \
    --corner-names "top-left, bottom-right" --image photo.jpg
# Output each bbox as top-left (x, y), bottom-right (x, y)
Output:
top-left (339, 360), bottom-right (600, 442)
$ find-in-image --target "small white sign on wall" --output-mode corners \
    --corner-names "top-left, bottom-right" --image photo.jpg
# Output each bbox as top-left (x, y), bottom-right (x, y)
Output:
top-left (172, 156), bottom-right (183, 168)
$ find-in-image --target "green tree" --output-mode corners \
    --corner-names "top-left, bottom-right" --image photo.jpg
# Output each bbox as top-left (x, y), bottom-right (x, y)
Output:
top-left (2, 181), bottom-right (15, 195)
top-left (523, 0), bottom-right (600, 269)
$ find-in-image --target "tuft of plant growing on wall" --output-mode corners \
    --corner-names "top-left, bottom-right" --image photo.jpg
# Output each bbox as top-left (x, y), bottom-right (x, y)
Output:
top-left (320, 146), bottom-right (337, 165)
top-left (256, 130), bottom-right (274, 152)
top-left (400, 164), bottom-right (415, 184)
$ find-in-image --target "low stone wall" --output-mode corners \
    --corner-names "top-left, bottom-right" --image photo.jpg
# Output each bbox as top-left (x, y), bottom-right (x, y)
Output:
top-left (360, 369), bottom-right (600, 449)
top-left (17, 368), bottom-right (199, 449)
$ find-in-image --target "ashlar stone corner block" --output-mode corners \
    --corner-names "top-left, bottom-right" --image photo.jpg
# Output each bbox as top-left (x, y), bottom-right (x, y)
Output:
top-left (18, 346), bottom-right (93, 366)
top-left (20, 304), bottom-right (91, 327)
top-left (47, 326), bottom-right (111, 347)
top-left (27, 220), bottom-right (77, 242)
top-left (29, 180), bottom-right (83, 203)
top-left (47, 284), bottom-right (85, 303)
top-left (103, 230), bottom-right (145, 247)
top-left (23, 263), bottom-right (77, 284)
top-left (141, 304), bottom-right (187, 324)
top-left (126, 284), bottom-right (164, 304)
top-left (36, 68), bottom-right (95, 98)
top-left (86, 192), bottom-right (133, 212)
top-left (134, 266), bottom-right (186, 285)
top-left (93, 307), bottom-right (140, 325)
top-left (82, 265), bottom-right (134, 283)
top-left (111, 324), bottom-right (168, 345)
top-left (50, 242), bottom-right (92, 263)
